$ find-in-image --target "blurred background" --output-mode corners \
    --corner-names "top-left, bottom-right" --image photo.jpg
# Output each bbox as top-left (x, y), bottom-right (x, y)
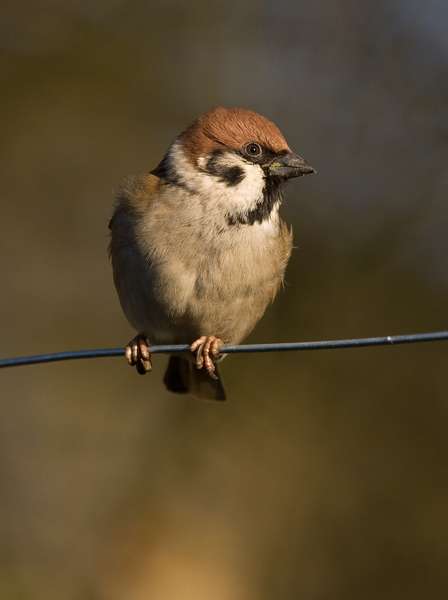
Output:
top-left (1, 0), bottom-right (448, 598)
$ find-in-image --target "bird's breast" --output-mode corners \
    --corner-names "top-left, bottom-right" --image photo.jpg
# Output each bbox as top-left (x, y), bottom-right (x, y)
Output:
top-left (126, 187), bottom-right (292, 344)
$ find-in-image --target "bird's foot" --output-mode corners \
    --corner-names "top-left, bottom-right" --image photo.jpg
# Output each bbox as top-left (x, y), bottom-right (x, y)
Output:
top-left (125, 333), bottom-right (152, 375)
top-left (190, 335), bottom-right (223, 380)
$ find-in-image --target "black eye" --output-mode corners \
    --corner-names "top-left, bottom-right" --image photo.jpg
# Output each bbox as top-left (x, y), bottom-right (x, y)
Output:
top-left (244, 142), bottom-right (262, 157)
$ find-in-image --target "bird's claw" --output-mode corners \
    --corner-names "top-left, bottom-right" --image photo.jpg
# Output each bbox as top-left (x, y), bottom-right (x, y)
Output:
top-left (125, 333), bottom-right (152, 375)
top-left (190, 335), bottom-right (223, 380)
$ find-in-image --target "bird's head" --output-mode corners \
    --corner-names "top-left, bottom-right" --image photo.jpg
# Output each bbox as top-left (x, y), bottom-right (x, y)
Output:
top-left (152, 107), bottom-right (315, 226)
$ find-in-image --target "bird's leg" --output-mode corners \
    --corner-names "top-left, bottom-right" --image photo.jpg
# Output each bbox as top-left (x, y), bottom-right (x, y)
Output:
top-left (190, 335), bottom-right (223, 380)
top-left (125, 333), bottom-right (152, 375)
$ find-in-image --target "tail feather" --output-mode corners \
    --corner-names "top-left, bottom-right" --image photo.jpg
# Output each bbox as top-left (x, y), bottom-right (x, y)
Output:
top-left (163, 356), bottom-right (226, 401)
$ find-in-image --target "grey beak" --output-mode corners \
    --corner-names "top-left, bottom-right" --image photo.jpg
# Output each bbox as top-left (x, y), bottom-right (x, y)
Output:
top-left (269, 153), bottom-right (315, 178)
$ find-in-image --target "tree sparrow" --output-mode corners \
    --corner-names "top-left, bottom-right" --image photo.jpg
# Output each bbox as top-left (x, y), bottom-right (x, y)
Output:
top-left (109, 107), bottom-right (314, 401)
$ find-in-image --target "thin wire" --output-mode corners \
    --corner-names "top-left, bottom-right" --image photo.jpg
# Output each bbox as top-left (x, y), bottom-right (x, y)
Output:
top-left (0, 331), bottom-right (447, 369)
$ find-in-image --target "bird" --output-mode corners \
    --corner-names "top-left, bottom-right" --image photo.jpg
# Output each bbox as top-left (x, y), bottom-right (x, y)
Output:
top-left (109, 107), bottom-right (314, 401)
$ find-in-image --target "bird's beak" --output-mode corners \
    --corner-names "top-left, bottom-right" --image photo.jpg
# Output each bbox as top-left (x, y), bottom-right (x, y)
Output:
top-left (269, 153), bottom-right (315, 178)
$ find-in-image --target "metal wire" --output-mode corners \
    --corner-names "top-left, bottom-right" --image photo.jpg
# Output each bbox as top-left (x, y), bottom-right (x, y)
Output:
top-left (1, 331), bottom-right (447, 369)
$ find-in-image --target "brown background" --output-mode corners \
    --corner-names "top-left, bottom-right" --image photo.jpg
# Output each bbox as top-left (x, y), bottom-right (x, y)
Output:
top-left (1, 1), bottom-right (448, 598)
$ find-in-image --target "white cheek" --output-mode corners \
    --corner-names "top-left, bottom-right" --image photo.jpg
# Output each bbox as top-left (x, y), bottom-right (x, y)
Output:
top-left (209, 162), bottom-right (265, 213)
top-left (170, 143), bottom-right (265, 212)
top-left (229, 163), bottom-right (265, 208)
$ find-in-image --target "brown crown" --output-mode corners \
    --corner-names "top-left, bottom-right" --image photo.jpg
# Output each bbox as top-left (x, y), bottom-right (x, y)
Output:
top-left (179, 107), bottom-right (291, 164)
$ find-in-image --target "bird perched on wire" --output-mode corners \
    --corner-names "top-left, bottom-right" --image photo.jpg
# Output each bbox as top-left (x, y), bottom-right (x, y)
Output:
top-left (109, 107), bottom-right (314, 401)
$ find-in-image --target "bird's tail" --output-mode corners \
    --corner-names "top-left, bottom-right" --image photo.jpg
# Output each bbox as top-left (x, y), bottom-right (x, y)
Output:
top-left (163, 356), bottom-right (226, 401)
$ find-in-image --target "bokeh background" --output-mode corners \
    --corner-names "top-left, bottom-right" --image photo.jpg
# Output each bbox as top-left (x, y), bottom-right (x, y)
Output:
top-left (1, 1), bottom-right (448, 598)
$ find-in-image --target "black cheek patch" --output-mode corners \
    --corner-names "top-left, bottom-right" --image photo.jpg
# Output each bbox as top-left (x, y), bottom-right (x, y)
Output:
top-left (222, 166), bottom-right (245, 186)
top-left (206, 152), bottom-right (245, 187)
